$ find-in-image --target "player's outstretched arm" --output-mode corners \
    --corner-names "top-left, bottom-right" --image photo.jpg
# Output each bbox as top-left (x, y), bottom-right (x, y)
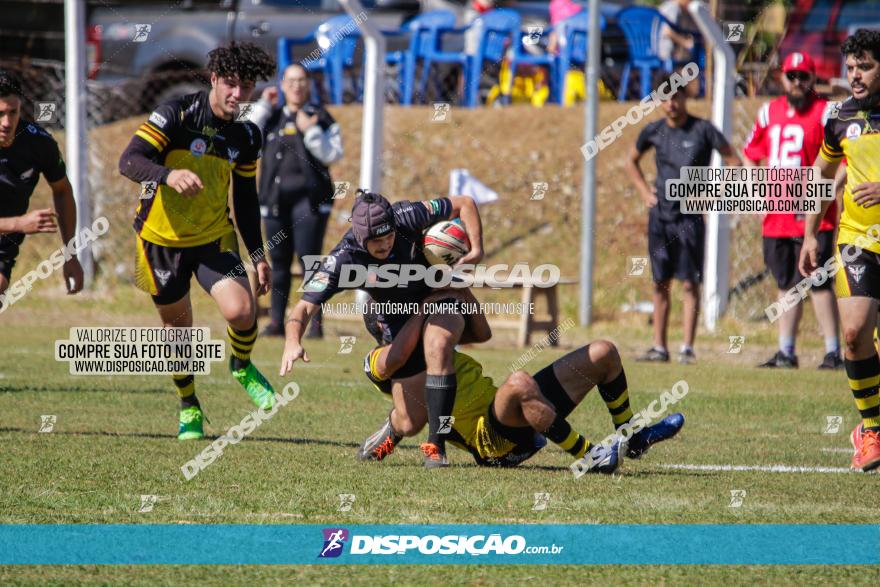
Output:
top-left (373, 310), bottom-right (430, 380)
top-left (280, 300), bottom-right (319, 375)
top-left (49, 176), bottom-right (83, 294)
top-left (447, 195), bottom-right (483, 265)
top-left (0, 209), bottom-right (57, 235)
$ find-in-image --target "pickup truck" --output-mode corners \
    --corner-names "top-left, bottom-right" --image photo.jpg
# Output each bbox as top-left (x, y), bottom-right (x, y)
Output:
top-left (89, 0), bottom-right (422, 107)
top-left (0, 0), bottom-right (627, 117)
top-left (0, 0), bottom-right (420, 111)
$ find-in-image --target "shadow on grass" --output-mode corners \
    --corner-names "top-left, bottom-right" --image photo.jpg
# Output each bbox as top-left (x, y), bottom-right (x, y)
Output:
top-left (0, 427), bottom-right (360, 448)
top-left (0, 385), bottom-right (168, 394)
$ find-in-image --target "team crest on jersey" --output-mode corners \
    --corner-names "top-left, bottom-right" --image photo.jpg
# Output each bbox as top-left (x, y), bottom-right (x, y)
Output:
top-left (154, 269), bottom-right (172, 286)
top-left (227, 147), bottom-right (239, 163)
top-left (846, 123), bottom-right (862, 141)
top-left (190, 138), bottom-right (207, 157)
top-left (848, 264), bottom-right (865, 283)
top-left (283, 122), bottom-right (297, 136)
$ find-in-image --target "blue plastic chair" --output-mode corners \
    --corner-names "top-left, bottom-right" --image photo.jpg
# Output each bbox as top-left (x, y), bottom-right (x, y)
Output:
top-left (277, 15), bottom-right (361, 105)
top-left (421, 8), bottom-right (522, 107)
top-left (616, 6), bottom-right (667, 101)
top-left (617, 6), bottom-right (703, 101)
top-left (555, 11), bottom-right (607, 104)
top-left (507, 24), bottom-right (560, 104)
top-left (385, 10), bottom-right (457, 106)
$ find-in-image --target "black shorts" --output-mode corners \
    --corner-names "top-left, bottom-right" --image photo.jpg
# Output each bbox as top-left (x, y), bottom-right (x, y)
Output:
top-left (0, 233), bottom-right (25, 280)
top-left (764, 232), bottom-right (834, 291)
top-left (834, 243), bottom-right (880, 300)
top-left (648, 217), bottom-right (705, 283)
top-left (134, 232), bottom-right (246, 305)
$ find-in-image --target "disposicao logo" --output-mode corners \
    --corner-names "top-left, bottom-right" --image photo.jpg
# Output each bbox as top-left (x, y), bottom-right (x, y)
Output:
top-left (319, 528), bottom-right (349, 558)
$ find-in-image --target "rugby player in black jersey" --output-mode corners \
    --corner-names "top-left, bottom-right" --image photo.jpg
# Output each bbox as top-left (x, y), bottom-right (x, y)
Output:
top-left (280, 190), bottom-right (486, 468)
top-left (118, 42), bottom-right (276, 440)
top-left (0, 70), bottom-right (83, 305)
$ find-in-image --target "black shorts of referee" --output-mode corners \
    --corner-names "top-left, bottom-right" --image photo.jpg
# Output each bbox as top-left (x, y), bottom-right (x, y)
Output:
top-left (648, 215), bottom-right (705, 283)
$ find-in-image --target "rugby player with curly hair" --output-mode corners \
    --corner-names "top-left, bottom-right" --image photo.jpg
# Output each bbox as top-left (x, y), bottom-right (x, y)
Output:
top-left (118, 42), bottom-right (277, 440)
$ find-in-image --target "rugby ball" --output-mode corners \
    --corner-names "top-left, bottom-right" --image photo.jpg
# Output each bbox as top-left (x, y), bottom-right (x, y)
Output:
top-left (423, 219), bottom-right (470, 266)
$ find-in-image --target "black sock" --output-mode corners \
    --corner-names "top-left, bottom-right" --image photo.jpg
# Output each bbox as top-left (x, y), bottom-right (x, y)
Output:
top-left (597, 369), bottom-right (633, 428)
top-left (228, 323), bottom-right (257, 371)
top-left (426, 373), bottom-right (457, 450)
top-left (173, 374), bottom-right (200, 409)
top-left (544, 416), bottom-right (590, 459)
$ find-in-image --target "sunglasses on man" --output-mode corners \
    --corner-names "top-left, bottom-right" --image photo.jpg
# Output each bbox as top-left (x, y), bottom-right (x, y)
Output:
top-left (785, 71), bottom-right (811, 82)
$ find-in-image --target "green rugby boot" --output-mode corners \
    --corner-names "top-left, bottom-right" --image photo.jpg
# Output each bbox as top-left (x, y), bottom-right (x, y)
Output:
top-left (178, 406), bottom-right (204, 440)
top-left (231, 359), bottom-right (276, 410)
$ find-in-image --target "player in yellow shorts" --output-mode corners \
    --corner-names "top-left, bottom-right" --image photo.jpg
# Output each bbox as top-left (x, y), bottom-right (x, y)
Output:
top-left (118, 42), bottom-right (277, 440)
top-left (357, 290), bottom-right (684, 471)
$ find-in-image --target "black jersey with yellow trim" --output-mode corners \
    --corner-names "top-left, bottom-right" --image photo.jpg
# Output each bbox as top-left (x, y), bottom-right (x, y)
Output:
top-left (819, 98), bottom-right (880, 253)
top-left (132, 91), bottom-right (262, 248)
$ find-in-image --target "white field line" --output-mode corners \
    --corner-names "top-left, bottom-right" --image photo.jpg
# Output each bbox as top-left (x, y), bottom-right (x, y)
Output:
top-left (659, 463), bottom-right (859, 474)
top-left (820, 447), bottom-right (852, 454)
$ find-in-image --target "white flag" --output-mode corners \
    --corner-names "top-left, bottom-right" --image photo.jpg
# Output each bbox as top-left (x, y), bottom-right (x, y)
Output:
top-left (449, 169), bottom-right (498, 205)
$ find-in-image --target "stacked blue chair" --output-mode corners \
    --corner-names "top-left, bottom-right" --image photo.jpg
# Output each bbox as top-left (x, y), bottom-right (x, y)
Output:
top-left (616, 6), bottom-right (703, 101)
top-left (385, 10), bottom-right (457, 106)
top-left (555, 11), bottom-right (607, 104)
top-left (616, 6), bottom-right (666, 102)
top-left (419, 8), bottom-right (521, 107)
top-left (277, 15), bottom-right (361, 105)
top-left (507, 24), bottom-right (559, 104)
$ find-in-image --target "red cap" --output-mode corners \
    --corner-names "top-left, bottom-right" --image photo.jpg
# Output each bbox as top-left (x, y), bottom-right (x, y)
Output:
top-left (782, 52), bottom-right (815, 74)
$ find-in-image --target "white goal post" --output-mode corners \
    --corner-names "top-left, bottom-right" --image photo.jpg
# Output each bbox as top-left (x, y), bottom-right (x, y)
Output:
top-left (688, 1), bottom-right (735, 332)
top-left (338, 0), bottom-right (385, 193)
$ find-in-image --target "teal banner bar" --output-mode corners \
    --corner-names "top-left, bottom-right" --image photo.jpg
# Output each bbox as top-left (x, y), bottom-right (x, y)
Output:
top-left (1, 525), bottom-right (878, 565)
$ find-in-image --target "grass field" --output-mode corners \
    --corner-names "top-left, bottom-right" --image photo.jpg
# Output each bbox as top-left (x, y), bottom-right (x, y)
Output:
top-left (1, 287), bottom-right (878, 584)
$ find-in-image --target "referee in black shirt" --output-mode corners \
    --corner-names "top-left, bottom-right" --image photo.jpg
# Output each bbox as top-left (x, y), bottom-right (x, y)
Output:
top-left (626, 71), bottom-right (741, 364)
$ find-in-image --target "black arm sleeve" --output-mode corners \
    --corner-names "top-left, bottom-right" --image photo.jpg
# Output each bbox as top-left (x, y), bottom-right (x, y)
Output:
top-left (232, 173), bottom-right (265, 262)
top-left (118, 136), bottom-right (172, 185)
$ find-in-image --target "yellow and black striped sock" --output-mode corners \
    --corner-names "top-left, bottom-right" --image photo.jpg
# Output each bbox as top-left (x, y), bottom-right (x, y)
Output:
top-left (845, 355), bottom-right (880, 431)
top-left (598, 369), bottom-right (633, 428)
top-left (173, 374), bottom-right (198, 408)
top-left (544, 416), bottom-right (592, 459)
top-left (228, 323), bottom-right (258, 371)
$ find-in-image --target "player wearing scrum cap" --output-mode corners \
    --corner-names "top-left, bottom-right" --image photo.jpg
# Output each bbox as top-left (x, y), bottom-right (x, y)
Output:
top-left (280, 190), bottom-right (486, 468)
